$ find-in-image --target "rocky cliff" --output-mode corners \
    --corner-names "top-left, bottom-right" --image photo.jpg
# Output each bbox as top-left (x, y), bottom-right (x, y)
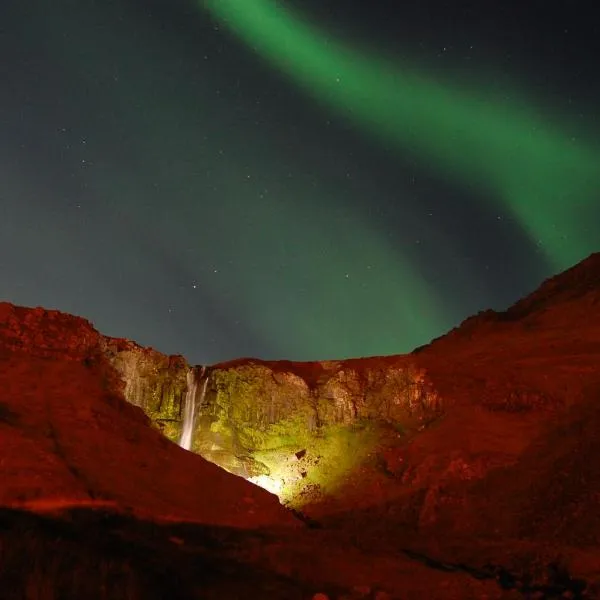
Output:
top-left (0, 303), bottom-right (297, 531)
top-left (2, 253), bottom-right (600, 598)
top-left (0, 300), bottom-right (441, 507)
top-left (109, 348), bottom-right (444, 504)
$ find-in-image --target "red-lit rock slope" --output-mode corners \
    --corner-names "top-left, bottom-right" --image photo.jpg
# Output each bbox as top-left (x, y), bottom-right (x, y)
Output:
top-left (0, 252), bottom-right (599, 599)
top-left (0, 303), bottom-right (296, 530)
top-left (310, 252), bottom-right (600, 589)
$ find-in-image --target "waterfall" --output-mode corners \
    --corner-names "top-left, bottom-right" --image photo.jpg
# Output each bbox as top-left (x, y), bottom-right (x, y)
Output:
top-left (179, 366), bottom-right (207, 451)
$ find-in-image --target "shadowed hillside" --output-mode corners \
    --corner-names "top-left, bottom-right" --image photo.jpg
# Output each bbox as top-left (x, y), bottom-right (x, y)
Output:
top-left (1, 253), bottom-right (599, 599)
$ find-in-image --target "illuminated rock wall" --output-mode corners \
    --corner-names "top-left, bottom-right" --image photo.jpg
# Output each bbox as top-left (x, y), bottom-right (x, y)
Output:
top-left (103, 337), bottom-right (189, 443)
top-left (0, 302), bottom-right (442, 504)
top-left (106, 346), bottom-right (441, 503)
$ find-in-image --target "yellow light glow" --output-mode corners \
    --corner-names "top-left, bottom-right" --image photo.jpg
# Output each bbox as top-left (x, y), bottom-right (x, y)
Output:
top-left (248, 475), bottom-right (284, 496)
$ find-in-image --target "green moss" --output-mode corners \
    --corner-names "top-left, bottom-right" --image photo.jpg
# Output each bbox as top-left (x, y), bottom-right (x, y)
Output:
top-left (300, 421), bottom-right (379, 491)
top-left (248, 418), bottom-right (382, 504)
top-left (208, 366), bottom-right (307, 454)
top-left (202, 366), bottom-right (394, 503)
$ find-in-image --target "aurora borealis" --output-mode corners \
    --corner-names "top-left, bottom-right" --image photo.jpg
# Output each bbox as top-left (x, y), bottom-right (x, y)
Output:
top-left (204, 0), bottom-right (600, 268)
top-left (1, 0), bottom-right (598, 363)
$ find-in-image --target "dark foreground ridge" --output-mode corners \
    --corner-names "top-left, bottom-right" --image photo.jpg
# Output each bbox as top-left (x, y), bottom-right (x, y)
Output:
top-left (1, 505), bottom-right (598, 599)
top-left (0, 507), bottom-right (321, 600)
top-left (402, 549), bottom-right (590, 599)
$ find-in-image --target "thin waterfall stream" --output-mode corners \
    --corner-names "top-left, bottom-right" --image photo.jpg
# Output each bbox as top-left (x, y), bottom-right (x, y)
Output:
top-left (179, 366), bottom-right (207, 451)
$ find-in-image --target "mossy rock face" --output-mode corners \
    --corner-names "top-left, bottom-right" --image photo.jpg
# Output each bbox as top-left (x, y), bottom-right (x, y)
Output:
top-left (106, 342), bottom-right (189, 443)
top-left (189, 361), bottom-right (441, 504)
top-left (108, 350), bottom-right (443, 505)
top-left (251, 418), bottom-right (385, 505)
top-left (190, 366), bottom-right (315, 477)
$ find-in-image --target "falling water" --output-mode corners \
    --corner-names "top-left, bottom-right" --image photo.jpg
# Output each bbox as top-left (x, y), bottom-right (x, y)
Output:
top-left (179, 366), bottom-right (207, 451)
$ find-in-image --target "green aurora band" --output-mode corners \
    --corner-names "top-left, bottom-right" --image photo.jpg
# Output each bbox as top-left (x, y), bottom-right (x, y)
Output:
top-left (18, 1), bottom-right (599, 360)
top-left (203, 0), bottom-right (600, 270)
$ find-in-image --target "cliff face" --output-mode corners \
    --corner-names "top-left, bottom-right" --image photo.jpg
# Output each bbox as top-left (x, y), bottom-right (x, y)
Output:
top-left (0, 306), bottom-right (295, 531)
top-left (105, 345), bottom-right (442, 504)
top-left (2, 253), bottom-right (600, 597)
top-left (103, 338), bottom-right (190, 444)
top-left (191, 358), bottom-right (441, 500)
top-left (0, 302), bottom-right (190, 444)
top-left (0, 301), bottom-right (442, 507)
top-left (0, 303), bottom-right (99, 360)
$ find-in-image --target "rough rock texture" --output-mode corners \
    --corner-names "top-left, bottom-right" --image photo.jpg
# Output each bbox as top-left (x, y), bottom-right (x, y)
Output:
top-left (191, 357), bottom-right (441, 498)
top-left (1, 252), bottom-right (600, 599)
top-left (332, 252), bottom-right (600, 590)
top-left (0, 304), bottom-right (296, 531)
top-left (98, 336), bottom-right (443, 504)
top-left (103, 337), bottom-right (190, 443)
top-left (0, 302), bottom-right (99, 360)
top-left (0, 303), bottom-right (443, 506)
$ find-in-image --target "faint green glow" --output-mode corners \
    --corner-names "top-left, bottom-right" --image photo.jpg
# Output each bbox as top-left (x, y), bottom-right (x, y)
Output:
top-left (28, 0), bottom-right (598, 362)
top-left (203, 0), bottom-right (600, 269)
top-left (30, 1), bottom-right (447, 359)
top-left (206, 172), bottom-right (446, 358)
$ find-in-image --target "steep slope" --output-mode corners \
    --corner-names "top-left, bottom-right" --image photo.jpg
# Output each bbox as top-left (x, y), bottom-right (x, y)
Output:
top-left (0, 306), bottom-right (296, 530)
top-left (0, 313), bottom-right (515, 598)
top-left (1, 252), bottom-right (599, 598)
top-left (311, 252), bottom-right (600, 587)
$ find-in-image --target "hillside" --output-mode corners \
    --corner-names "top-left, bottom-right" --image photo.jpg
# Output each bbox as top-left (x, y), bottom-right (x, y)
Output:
top-left (1, 253), bottom-right (599, 599)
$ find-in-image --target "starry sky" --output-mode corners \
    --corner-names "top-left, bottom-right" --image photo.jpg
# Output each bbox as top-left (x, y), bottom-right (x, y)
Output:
top-left (1, 0), bottom-right (599, 364)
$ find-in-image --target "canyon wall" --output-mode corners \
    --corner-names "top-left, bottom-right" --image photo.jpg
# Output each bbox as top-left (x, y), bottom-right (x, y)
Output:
top-left (0, 302), bottom-right (442, 503)
top-left (107, 350), bottom-right (442, 502)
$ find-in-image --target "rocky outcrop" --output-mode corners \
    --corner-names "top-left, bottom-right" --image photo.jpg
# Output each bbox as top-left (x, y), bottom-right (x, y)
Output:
top-left (2, 252), bottom-right (600, 596)
top-left (102, 337), bottom-right (190, 443)
top-left (0, 333), bottom-right (297, 533)
top-left (0, 303), bottom-right (99, 360)
top-left (191, 358), bottom-right (441, 501)
top-left (0, 301), bottom-right (443, 505)
top-left (104, 347), bottom-right (442, 504)
top-left (0, 302), bottom-right (192, 445)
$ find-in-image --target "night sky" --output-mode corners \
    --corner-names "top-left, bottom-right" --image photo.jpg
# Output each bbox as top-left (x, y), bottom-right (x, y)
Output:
top-left (2, 0), bottom-right (599, 364)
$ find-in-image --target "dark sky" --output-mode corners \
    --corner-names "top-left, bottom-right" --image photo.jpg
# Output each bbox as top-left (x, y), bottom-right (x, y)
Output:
top-left (1, 0), bottom-right (599, 364)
